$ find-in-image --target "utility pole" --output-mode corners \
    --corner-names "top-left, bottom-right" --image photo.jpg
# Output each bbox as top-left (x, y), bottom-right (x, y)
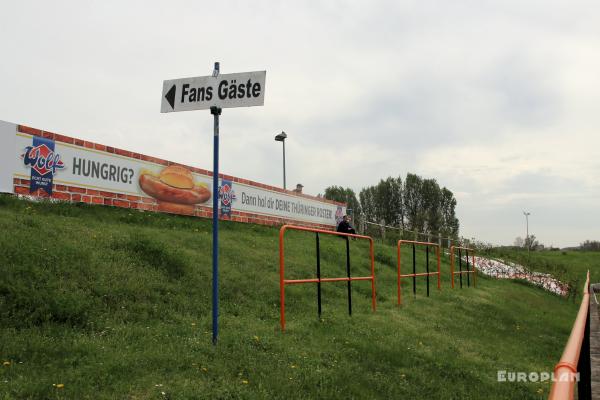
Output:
top-left (274, 131), bottom-right (287, 190)
top-left (523, 211), bottom-right (530, 258)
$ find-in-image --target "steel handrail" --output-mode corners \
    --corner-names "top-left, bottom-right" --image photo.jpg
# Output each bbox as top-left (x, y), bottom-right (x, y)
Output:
top-left (450, 246), bottom-right (477, 288)
top-left (279, 225), bottom-right (376, 331)
top-left (548, 271), bottom-right (590, 400)
top-left (397, 240), bottom-right (441, 305)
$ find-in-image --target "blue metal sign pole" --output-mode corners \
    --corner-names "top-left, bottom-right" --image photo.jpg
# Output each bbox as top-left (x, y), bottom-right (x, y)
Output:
top-left (211, 104), bottom-right (221, 345)
top-left (161, 61), bottom-right (265, 345)
top-left (211, 62), bottom-right (222, 345)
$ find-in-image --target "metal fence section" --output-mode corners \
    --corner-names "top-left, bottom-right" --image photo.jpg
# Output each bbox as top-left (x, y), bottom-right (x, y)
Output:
top-left (450, 246), bottom-right (477, 289)
top-left (548, 271), bottom-right (591, 400)
top-left (397, 240), bottom-right (441, 305)
top-left (279, 225), bottom-right (376, 332)
top-left (362, 220), bottom-right (464, 251)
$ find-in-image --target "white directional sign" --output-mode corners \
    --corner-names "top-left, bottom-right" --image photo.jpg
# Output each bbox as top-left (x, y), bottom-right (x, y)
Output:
top-left (161, 71), bottom-right (266, 113)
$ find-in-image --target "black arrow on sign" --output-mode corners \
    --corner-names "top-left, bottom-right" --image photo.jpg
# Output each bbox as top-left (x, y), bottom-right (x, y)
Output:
top-left (165, 85), bottom-right (176, 109)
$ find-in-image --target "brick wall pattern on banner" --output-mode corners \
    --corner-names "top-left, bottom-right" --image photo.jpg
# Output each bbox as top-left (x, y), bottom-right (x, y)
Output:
top-left (13, 124), bottom-right (345, 231)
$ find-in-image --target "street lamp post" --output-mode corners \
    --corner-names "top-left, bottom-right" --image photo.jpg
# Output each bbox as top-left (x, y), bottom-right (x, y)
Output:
top-left (523, 211), bottom-right (530, 256)
top-left (275, 131), bottom-right (287, 190)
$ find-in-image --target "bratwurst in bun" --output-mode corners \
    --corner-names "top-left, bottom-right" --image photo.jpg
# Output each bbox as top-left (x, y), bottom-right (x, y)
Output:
top-left (139, 165), bottom-right (211, 205)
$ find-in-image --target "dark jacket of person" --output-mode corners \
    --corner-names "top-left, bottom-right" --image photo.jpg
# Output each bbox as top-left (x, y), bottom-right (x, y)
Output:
top-left (337, 220), bottom-right (356, 235)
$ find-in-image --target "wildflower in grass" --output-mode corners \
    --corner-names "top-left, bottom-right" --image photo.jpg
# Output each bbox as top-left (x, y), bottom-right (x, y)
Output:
top-left (290, 365), bottom-right (297, 369)
top-left (53, 383), bottom-right (65, 389)
top-left (2, 361), bottom-right (10, 367)
top-left (253, 335), bottom-right (260, 341)
top-left (201, 367), bottom-right (208, 372)
top-left (242, 380), bottom-right (249, 384)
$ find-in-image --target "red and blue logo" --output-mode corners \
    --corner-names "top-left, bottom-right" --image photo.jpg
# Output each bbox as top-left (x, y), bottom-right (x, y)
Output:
top-left (335, 206), bottom-right (344, 226)
top-left (21, 137), bottom-right (65, 195)
top-left (219, 180), bottom-right (236, 218)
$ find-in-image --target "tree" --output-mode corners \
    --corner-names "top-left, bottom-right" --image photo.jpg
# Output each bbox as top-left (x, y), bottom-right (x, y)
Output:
top-left (514, 237), bottom-right (524, 247)
top-left (524, 234), bottom-right (540, 250)
top-left (376, 177), bottom-right (403, 226)
top-left (356, 172), bottom-right (460, 239)
top-left (580, 240), bottom-right (600, 251)
top-left (403, 173), bottom-right (423, 232)
top-left (420, 178), bottom-right (442, 235)
top-left (440, 187), bottom-right (459, 239)
top-left (323, 186), bottom-right (360, 216)
top-left (359, 186), bottom-right (376, 221)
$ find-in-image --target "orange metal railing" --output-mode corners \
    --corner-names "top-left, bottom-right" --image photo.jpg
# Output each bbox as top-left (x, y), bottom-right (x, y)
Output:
top-left (279, 225), bottom-right (376, 331)
top-left (548, 271), bottom-right (591, 400)
top-left (397, 240), bottom-right (441, 305)
top-left (450, 246), bottom-right (477, 289)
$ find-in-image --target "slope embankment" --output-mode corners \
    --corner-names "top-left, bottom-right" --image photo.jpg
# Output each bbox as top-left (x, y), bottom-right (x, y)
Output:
top-left (0, 195), bottom-right (581, 399)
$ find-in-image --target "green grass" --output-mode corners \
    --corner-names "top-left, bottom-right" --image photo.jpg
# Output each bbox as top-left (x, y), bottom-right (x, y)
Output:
top-left (0, 194), bottom-right (583, 399)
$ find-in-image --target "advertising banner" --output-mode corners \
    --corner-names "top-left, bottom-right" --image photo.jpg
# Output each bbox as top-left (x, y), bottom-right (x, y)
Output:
top-left (2, 122), bottom-right (344, 227)
top-left (0, 121), bottom-right (16, 194)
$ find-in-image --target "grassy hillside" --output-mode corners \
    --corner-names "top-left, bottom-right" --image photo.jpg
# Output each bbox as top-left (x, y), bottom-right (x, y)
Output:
top-left (0, 195), bottom-right (580, 399)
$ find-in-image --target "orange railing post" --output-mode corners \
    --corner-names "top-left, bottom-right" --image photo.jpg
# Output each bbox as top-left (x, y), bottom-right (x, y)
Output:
top-left (450, 246), bottom-right (455, 289)
top-left (397, 240), bottom-right (442, 305)
top-left (548, 271), bottom-right (590, 400)
top-left (437, 245), bottom-right (441, 290)
top-left (279, 225), bottom-right (376, 332)
top-left (279, 226), bottom-right (286, 332)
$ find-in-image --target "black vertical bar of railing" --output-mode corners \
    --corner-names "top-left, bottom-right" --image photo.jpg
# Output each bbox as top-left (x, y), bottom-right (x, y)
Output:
top-left (345, 236), bottom-right (352, 316)
top-left (412, 243), bottom-right (416, 297)
top-left (316, 232), bottom-right (322, 317)
top-left (578, 295), bottom-right (592, 399)
top-left (466, 249), bottom-right (470, 287)
top-left (458, 248), bottom-right (463, 288)
top-left (426, 246), bottom-right (430, 297)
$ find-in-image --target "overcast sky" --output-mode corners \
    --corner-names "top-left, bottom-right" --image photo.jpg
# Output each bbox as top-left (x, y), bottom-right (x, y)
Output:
top-left (1, 1), bottom-right (598, 247)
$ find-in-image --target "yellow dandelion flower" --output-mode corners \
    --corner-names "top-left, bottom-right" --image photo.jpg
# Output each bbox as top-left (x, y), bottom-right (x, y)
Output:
top-left (55, 384), bottom-right (65, 389)
top-left (242, 380), bottom-right (249, 384)
top-left (291, 365), bottom-right (297, 368)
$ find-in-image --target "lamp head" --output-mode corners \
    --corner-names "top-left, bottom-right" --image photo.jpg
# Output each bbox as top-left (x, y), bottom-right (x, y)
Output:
top-left (275, 131), bottom-right (287, 142)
